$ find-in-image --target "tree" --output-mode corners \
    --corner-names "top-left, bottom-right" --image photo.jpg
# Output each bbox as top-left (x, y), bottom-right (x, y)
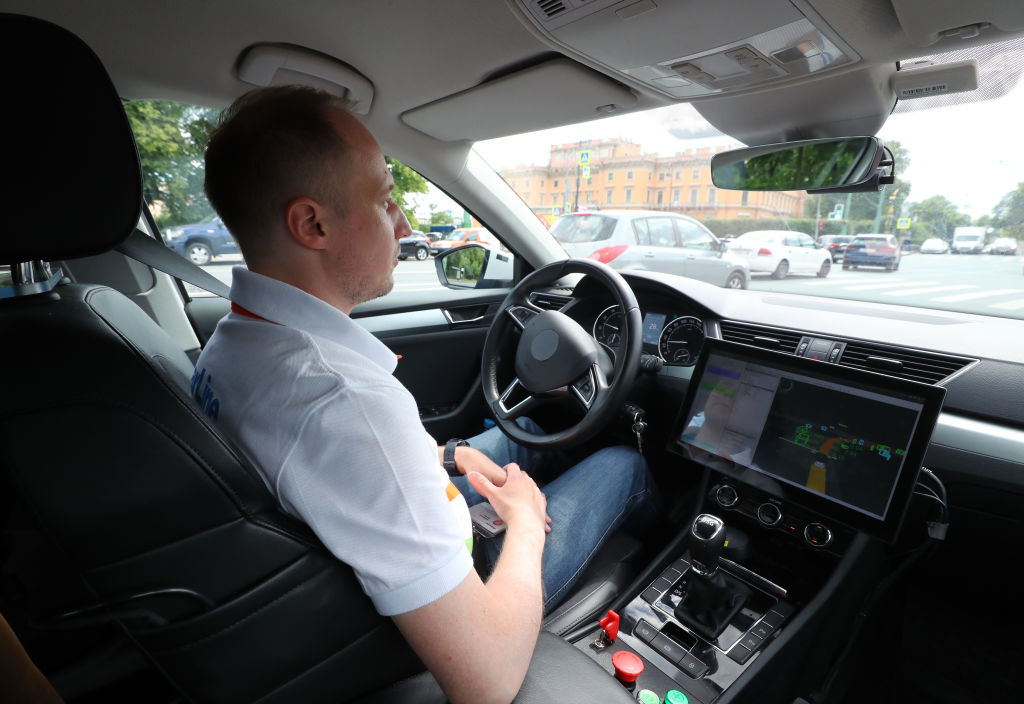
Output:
top-left (907, 195), bottom-right (970, 240)
top-left (992, 183), bottom-right (1024, 239)
top-left (124, 100), bottom-right (218, 227)
top-left (386, 157), bottom-right (428, 229)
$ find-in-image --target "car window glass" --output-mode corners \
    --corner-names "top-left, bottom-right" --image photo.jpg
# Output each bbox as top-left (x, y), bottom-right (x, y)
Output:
top-left (126, 99), bottom-right (506, 298)
top-left (633, 218), bottom-right (651, 245)
top-left (551, 214), bottom-right (617, 243)
top-left (646, 218), bottom-right (677, 247)
top-left (676, 220), bottom-right (714, 250)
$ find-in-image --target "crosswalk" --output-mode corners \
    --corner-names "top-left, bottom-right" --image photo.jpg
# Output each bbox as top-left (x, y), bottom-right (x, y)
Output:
top-left (779, 275), bottom-right (1024, 313)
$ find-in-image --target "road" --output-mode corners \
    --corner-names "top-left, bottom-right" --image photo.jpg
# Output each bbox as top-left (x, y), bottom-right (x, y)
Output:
top-left (190, 252), bottom-right (1024, 319)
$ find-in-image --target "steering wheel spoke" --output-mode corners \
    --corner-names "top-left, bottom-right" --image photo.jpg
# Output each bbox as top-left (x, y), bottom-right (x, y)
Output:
top-left (570, 363), bottom-right (607, 411)
top-left (505, 299), bottom-right (545, 330)
top-left (496, 377), bottom-right (543, 420)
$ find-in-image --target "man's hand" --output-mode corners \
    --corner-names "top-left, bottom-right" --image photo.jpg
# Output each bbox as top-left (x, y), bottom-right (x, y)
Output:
top-left (449, 445), bottom-right (508, 487)
top-left (467, 463), bottom-right (549, 536)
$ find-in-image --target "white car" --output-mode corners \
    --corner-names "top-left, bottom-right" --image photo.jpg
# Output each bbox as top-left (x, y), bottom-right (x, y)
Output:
top-left (554, 210), bottom-right (750, 288)
top-left (727, 230), bottom-right (832, 279)
top-left (990, 237), bottom-right (1019, 255)
top-left (919, 238), bottom-right (950, 254)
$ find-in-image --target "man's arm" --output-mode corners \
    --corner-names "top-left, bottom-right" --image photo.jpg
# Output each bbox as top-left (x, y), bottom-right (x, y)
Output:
top-left (392, 463), bottom-right (547, 704)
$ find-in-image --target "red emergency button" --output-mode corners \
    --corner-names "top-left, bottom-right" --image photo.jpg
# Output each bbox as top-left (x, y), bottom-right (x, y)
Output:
top-left (611, 650), bottom-right (644, 684)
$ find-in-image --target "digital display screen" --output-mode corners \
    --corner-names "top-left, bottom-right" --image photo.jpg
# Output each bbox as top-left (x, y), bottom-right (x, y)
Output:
top-left (642, 312), bottom-right (666, 345)
top-left (674, 340), bottom-right (944, 539)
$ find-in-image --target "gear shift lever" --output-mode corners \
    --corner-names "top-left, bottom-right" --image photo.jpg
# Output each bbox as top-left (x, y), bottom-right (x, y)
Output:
top-left (689, 514), bottom-right (726, 577)
top-left (674, 513), bottom-right (751, 640)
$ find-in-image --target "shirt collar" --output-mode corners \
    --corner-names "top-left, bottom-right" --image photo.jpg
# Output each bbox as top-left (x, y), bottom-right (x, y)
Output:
top-left (228, 267), bottom-right (397, 373)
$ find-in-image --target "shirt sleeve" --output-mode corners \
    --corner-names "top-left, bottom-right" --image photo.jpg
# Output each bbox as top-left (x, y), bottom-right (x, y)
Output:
top-left (274, 377), bottom-right (474, 616)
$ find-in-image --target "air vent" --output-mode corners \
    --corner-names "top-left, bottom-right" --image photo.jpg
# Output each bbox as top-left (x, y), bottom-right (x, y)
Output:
top-left (719, 319), bottom-right (975, 384)
top-left (535, 0), bottom-right (568, 18)
top-left (719, 321), bottom-right (803, 354)
top-left (838, 342), bottom-right (973, 385)
top-left (529, 292), bottom-right (572, 311)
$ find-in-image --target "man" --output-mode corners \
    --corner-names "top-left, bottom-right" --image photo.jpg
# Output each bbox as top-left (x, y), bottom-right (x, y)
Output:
top-left (197, 86), bottom-right (653, 703)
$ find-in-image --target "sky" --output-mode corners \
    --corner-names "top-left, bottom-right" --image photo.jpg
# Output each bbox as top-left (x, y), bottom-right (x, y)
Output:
top-left (468, 74), bottom-right (1024, 221)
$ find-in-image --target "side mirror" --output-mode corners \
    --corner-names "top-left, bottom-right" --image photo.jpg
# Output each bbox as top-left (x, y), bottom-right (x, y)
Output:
top-left (711, 137), bottom-right (890, 193)
top-left (435, 244), bottom-right (515, 290)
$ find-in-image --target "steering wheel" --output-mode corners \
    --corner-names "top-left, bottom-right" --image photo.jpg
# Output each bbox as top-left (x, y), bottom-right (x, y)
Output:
top-left (481, 258), bottom-right (642, 449)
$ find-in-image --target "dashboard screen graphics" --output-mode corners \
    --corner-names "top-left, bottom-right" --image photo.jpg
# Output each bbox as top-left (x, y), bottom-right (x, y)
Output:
top-left (676, 340), bottom-right (944, 538)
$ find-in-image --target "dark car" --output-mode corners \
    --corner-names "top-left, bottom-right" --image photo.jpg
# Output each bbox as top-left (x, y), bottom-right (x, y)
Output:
top-left (843, 233), bottom-right (902, 271)
top-left (164, 214), bottom-right (239, 265)
top-left (818, 234), bottom-right (854, 262)
top-left (398, 230), bottom-right (431, 260)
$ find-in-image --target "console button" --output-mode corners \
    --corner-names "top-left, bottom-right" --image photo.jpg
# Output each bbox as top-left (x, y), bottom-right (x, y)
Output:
top-left (715, 484), bottom-right (739, 507)
top-left (665, 690), bottom-right (690, 704)
top-left (750, 620), bottom-right (776, 640)
top-left (757, 502), bottom-right (782, 526)
top-left (660, 566), bottom-right (683, 583)
top-left (612, 650), bottom-right (644, 684)
top-left (633, 619), bottom-right (659, 644)
top-left (678, 653), bottom-right (710, 678)
top-left (637, 690), bottom-right (662, 704)
top-left (652, 576), bottom-right (674, 592)
top-left (641, 586), bottom-right (662, 604)
top-left (804, 522), bottom-right (833, 547)
top-left (651, 633), bottom-right (688, 665)
top-left (727, 643), bottom-right (754, 664)
top-left (739, 633), bottom-right (763, 651)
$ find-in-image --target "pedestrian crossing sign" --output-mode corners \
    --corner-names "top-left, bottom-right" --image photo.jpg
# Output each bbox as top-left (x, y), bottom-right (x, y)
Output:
top-left (897, 217), bottom-right (911, 230)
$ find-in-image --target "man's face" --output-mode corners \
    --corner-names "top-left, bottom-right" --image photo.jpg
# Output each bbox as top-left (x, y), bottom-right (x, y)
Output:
top-left (322, 112), bottom-right (412, 308)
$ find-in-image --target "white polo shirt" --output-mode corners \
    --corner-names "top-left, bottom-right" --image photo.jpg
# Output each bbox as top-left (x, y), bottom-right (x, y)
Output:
top-left (193, 267), bottom-right (473, 616)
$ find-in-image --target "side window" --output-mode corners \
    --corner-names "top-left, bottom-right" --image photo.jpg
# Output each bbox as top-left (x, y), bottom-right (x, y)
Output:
top-left (466, 232), bottom-right (478, 242)
top-left (676, 220), bottom-right (714, 250)
top-left (799, 234), bottom-right (816, 248)
top-left (783, 236), bottom-right (802, 247)
top-left (633, 219), bottom-right (651, 245)
top-left (646, 218), bottom-right (678, 247)
top-left (127, 99), bottom-right (505, 297)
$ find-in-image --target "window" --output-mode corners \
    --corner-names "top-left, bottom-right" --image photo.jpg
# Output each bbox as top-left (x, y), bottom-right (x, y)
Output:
top-left (625, 187), bottom-right (633, 203)
top-left (627, 171), bottom-right (634, 180)
top-left (656, 190), bottom-right (664, 204)
top-left (672, 190), bottom-right (680, 204)
top-left (692, 168), bottom-right (700, 178)
top-left (741, 191), bottom-right (749, 205)
top-left (690, 187), bottom-right (699, 205)
top-left (707, 187), bottom-right (716, 204)
top-left (675, 171), bottom-right (681, 179)
top-left (646, 218), bottom-right (677, 247)
top-left (606, 189), bottom-right (614, 204)
top-left (677, 220), bottom-right (715, 250)
top-left (608, 172), bottom-right (614, 181)
top-left (587, 177), bottom-right (593, 185)
top-left (553, 179), bottom-right (559, 188)
top-left (659, 173), bottom-right (666, 181)
top-left (633, 218), bottom-right (650, 245)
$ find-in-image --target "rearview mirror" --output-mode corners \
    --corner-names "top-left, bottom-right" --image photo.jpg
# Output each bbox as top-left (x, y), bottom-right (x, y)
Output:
top-left (435, 244), bottom-right (515, 290)
top-left (711, 137), bottom-right (888, 192)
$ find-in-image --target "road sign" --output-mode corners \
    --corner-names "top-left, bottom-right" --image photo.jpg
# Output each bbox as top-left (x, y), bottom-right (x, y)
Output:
top-left (897, 217), bottom-right (911, 230)
top-left (582, 166), bottom-right (591, 179)
top-left (831, 204), bottom-right (844, 220)
top-left (579, 150), bottom-right (591, 166)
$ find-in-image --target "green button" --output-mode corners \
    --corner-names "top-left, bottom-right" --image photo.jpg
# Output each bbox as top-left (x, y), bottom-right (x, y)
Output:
top-left (665, 690), bottom-right (689, 704)
top-left (637, 690), bottom-right (661, 704)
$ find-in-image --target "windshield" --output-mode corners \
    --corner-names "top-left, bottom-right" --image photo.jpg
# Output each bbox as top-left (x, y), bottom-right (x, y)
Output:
top-left (475, 40), bottom-right (1024, 320)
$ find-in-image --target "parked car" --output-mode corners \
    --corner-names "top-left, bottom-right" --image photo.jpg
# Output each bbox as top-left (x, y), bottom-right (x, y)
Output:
top-left (919, 237), bottom-right (950, 254)
top-left (554, 210), bottom-right (749, 288)
top-left (398, 230), bottom-right (431, 260)
top-left (951, 226), bottom-right (987, 254)
top-left (989, 237), bottom-right (1019, 255)
top-left (843, 233), bottom-right (902, 270)
top-left (163, 214), bottom-right (239, 265)
top-left (429, 226), bottom-right (501, 255)
top-left (727, 230), bottom-right (832, 279)
top-left (818, 234), bottom-right (854, 262)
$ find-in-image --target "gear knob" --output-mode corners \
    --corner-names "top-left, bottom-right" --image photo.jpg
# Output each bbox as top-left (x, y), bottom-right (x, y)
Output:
top-left (689, 513), bottom-right (726, 577)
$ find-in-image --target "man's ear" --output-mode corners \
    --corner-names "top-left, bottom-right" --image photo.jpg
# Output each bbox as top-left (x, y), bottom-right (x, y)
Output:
top-left (285, 197), bottom-right (330, 251)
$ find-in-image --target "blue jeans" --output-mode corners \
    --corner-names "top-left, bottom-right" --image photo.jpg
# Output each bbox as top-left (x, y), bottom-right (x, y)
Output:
top-left (450, 420), bottom-right (657, 613)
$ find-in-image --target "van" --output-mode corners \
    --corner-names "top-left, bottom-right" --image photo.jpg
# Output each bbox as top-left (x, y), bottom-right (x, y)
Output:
top-left (951, 226), bottom-right (987, 254)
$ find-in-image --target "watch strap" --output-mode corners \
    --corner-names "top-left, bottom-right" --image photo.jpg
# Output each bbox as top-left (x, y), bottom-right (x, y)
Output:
top-left (443, 438), bottom-right (470, 476)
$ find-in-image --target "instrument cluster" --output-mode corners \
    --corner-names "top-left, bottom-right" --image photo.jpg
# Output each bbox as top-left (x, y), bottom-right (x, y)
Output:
top-left (592, 305), bottom-right (706, 367)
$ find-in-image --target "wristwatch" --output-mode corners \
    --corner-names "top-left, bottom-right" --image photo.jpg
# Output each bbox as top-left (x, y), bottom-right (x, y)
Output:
top-left (443, 438), bottom-right (470, 476)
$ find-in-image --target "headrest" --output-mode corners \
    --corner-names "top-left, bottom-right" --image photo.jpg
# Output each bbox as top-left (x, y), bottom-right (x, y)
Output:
top-left (0, 14), bottom-right (142, 262)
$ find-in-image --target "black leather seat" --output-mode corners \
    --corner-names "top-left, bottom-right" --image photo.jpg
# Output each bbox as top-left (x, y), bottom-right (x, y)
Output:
top-left (0, 13), bottom-right (642, 703)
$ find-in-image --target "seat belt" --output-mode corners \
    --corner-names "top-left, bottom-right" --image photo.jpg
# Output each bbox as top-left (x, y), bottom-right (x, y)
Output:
top-left (116, 228), bottom-right (231, 299)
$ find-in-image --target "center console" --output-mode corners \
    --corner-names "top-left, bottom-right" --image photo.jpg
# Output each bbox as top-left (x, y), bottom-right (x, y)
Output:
top-left (564, 338), bottom-right (945, 704)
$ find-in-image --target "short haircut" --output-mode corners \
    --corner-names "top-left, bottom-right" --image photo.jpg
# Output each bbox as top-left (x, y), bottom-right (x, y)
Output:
top-left (204, 85), bottom-right (356, 261)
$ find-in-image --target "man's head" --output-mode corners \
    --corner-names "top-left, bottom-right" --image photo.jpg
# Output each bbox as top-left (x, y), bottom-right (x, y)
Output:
top-left (204, 85), bottom-right (411, 311)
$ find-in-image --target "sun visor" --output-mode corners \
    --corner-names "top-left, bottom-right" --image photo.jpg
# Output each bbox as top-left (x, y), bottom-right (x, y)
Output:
top-left (889, 0), bottom-right (1024, 47)
top-left (402, 58), bottom-right (637, 142)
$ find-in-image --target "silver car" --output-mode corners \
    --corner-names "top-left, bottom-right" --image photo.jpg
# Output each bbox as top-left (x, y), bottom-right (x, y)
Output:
top-left (553, 210), bottom-right (749, 289)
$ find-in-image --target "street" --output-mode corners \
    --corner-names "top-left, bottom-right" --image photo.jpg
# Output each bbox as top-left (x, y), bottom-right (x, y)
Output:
top-left (189, 252), bottom-right (1023, 319)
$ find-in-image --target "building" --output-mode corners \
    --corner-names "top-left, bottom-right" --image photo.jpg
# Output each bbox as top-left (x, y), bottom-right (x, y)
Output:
top-left (499, 138), bottom-right (806, 221)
